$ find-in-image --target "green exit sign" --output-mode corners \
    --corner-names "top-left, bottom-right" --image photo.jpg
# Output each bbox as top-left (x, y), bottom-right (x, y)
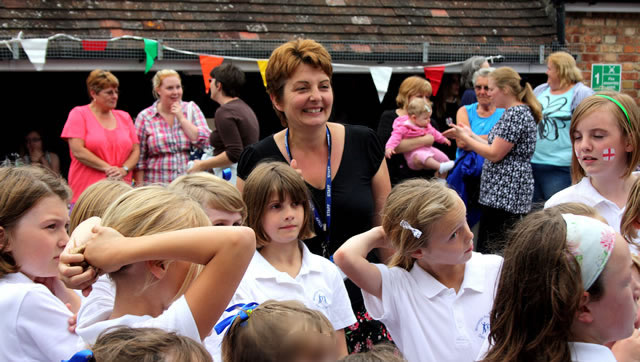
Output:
top-left (591, 64), bottom-right (621, 91)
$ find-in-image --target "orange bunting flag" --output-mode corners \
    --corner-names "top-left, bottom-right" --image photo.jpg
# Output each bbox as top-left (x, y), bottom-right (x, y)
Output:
top-left (423, 66), bottom-right (446, 97)
top-left (199, 55), bottom-right (224, 92)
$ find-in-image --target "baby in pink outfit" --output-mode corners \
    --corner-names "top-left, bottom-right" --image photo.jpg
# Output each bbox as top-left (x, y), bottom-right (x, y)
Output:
top-left (385, 97), bottom-right (454, 175)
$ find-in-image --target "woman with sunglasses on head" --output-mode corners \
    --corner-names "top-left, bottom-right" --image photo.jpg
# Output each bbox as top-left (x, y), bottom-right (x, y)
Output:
top-left (531, 51), bottom-right (594, 203)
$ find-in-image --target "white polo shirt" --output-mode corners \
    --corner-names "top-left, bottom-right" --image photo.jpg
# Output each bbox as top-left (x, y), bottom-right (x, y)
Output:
top-left (0, 272), bottom-right (81, 362)
top-left (205, 242), bottom-right (356, 358)
top-left (545, 172), bottom-right (640, 250)
top-left (569, 342), bottom-right (616, 361)
top-left (76, 294), bottom-right (200, 346)
top-left (362, 252), bottom-right (503, 362)
top-left (545, 172), bottom-right (640, 234)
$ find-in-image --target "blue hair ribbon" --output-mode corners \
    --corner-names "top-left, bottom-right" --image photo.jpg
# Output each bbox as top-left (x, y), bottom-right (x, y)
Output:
top-left (62, 349), bottom-right (94, 362)
top-left (214, 302), bottom-right (259, 335)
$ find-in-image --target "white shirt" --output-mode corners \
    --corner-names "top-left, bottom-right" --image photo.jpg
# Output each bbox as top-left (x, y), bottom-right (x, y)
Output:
top-left (76, 275), bottom-right (115, 327)
top-left (0, 272), bottom-right (81, 362)
top-left (205, 242), bottom-right (356, 358)
top-left (475, 340), bottom-right (616, 361)
top-left (76, 295), bottom-right (200, 345)
top-left (569, 342), bottom-right (617, 361)
top-left (545, 172), bottom-right (640, 250)
top-left (362, 252), bottom-right (503, 362)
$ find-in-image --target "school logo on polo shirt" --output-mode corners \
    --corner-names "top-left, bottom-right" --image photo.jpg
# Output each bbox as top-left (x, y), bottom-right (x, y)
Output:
top-left (313, 289), bottom-right (331, 309)
top-left (474, 314), bottom-right (491, 339)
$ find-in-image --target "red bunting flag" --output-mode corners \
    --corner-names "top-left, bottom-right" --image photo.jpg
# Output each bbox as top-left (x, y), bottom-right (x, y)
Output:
top-left (424, 66), bottom-right (445, 96)
top-left (82, 40), bottom-right (108, 51)
top-left (199, 55), bottom-right (224, 92)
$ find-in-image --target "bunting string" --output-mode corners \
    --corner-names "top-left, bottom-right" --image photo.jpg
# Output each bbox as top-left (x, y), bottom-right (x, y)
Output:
top-left (3, 32), bottom-right (504, 102)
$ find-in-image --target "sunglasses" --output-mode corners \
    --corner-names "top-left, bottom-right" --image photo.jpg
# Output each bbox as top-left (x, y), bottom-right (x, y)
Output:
top-left (475, 85), bottom-right (489, 91)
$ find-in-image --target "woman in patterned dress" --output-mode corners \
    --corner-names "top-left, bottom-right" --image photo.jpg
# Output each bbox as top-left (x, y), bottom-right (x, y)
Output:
top-left (444, 67), bottom-right (542, 253)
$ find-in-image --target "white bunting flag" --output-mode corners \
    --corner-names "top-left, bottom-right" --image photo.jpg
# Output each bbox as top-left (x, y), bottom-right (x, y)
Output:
top-left (369, 66), bottom-right (393, 103)
top-left (20, 38), bottom-right (48, 71)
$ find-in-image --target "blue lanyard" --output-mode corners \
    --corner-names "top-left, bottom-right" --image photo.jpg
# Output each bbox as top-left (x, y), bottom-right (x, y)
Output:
top-left (284, 126), bottom-right (332, 257)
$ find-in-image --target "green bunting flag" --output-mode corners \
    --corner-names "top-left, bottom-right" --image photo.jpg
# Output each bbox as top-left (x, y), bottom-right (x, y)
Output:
top-left (144, 38), bottom-right (158, 73)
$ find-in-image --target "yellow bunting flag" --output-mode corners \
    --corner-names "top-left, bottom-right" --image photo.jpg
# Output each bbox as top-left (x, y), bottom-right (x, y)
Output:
top-left (257, 60), bottom-right (268, 88)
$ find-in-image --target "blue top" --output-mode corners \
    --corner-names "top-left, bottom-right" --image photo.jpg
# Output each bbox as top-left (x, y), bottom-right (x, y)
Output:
top-left (531, 87), bottom-right (573, 166)
top-left (456, 103), bottom-right (504, 159)
top-left (532, 82), bottom-right (595, 167)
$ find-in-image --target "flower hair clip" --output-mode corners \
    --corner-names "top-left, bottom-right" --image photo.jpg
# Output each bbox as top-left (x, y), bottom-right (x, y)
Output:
top-left (400, 220), bottom-right (422, 238)
top-left (214, 302), bottom-right (259, 335)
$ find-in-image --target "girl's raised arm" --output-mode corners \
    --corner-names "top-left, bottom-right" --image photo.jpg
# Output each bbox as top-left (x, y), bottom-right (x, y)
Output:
top-left (333, 226), bottom-right (388, 299)
top-left (84, 225), bottom-right (256, 340)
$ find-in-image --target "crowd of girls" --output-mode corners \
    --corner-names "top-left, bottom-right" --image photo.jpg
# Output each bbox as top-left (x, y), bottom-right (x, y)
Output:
top-left (1, 38), bottom-right (639, 362)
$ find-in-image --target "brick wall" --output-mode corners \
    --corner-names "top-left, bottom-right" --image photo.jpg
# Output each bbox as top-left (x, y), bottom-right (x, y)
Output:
top-left (566, 12), bottom-right (640, 104)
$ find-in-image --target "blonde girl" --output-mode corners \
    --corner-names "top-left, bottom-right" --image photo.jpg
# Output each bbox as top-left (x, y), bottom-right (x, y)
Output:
top-left (0, 166), bottom-right (81, 361)
top-left (209, 161), bottom-right (355, 360)
top-left (73, 186), bottom-right (255, 344)
top-left (90, 326), bottom-right (213, 362)
top-left (334, 179), bottom-right (503, 362)
top-left (482, 209), bottom-right (636, 361)
top-left (546, 91), bottom-right (640, 244)
top-left (221, 300), bottom-right (337, 362)
top-left (169, 172), bottom-right (245, 226)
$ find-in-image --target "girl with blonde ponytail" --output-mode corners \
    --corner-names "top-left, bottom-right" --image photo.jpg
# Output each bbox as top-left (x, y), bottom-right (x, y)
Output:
top-left (334, 179), bottom-right (503, 362)
top-left (444, 66), bottom-right (540, 253)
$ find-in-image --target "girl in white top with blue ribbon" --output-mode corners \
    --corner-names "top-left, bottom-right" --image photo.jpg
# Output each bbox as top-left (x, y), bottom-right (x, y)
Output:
top-left (206, 161), bottom-right (355, 361)
top-left (334, 179), bottom-right (503, 362)
top-left (481, 209), bottom-right (636, 362)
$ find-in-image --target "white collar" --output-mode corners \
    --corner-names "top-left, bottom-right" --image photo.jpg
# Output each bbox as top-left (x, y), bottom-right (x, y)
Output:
top-left (410, 252), bottom-right (485, 299)
top-left (569, 342), bottom-right (616, 361)
top-left (252, 242), bottom-right (323, 282)
top-left (576, 171), bottom-right (640, 209)
top-left (3, 272), bottom-right (34, 284)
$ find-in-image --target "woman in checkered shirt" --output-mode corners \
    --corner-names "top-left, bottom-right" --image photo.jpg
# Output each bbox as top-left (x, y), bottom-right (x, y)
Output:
top-left (134, 69), bottom-right (211, 185)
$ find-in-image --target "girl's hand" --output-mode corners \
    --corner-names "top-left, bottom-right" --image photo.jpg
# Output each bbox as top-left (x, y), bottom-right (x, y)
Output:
top-left (83, 225), bottom-right (128, 273)
top-left (59, 217), bottom-right (101, 293)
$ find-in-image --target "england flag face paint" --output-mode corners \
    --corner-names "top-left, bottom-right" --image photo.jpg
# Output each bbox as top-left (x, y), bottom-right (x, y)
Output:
top-left (602, 148), bottom-right (616, 161)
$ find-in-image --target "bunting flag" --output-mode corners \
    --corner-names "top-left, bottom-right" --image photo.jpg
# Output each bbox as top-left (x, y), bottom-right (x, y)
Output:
top-left (257, 60), bottom-right (268, 88)
top-left (20, 38), bottom-right (48, 71)
top-left (199, 55), bottom-right (224, 93)
top-left (424, 66), bottom-right (446, 96)
top-left (369, 66), bottom-right (393, 103)
top-left (82, 40), bottom-right (107, 51)
top-left (143, 38), bottom-right (158, 74)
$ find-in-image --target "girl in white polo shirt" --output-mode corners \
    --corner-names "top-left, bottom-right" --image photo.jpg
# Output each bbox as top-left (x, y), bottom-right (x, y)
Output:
top-left (482, 209), bottom-right (636, 362)
top-left (334, 179), bottom-right (503, 362)
top-left (545, 92), bottom-right (640, 244)
top-left (209, 161), bottom-right (355, 360)
top-left (0, 166), bottom-right (82, 361)
top-left (71, 186), bottom-right (255, 345)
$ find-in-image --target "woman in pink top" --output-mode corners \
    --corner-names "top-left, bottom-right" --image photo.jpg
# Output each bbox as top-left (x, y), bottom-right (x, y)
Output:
top-left (61, 70), bottom-right (139, 204)
top-left (385, 97), bottom-right (454, 177)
